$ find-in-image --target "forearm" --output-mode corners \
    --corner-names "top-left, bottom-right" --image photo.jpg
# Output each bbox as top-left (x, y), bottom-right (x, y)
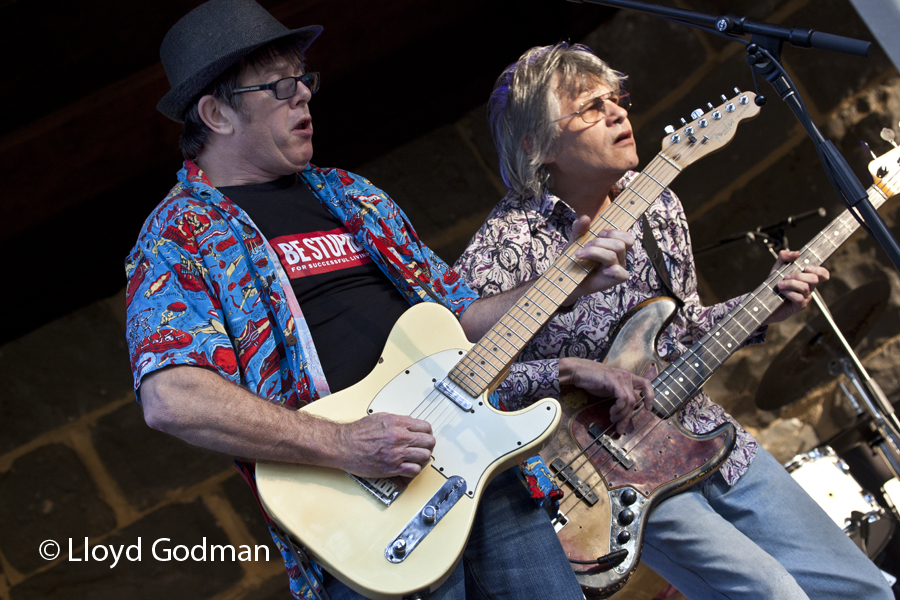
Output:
top-left (459, 284), bottom-right (530, 341)
top-left (140, 366), bottom-right (343, 467)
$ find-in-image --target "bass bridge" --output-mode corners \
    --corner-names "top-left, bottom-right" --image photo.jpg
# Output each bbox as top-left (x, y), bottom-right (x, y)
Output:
top-left (588, 423), bottom-right (634, 469)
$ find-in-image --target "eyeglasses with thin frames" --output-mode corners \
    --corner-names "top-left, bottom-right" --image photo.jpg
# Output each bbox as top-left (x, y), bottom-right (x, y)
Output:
top-left (233, 72), bottom-right (320, 100)
top-left (553, 91), bottom-right (631, 124)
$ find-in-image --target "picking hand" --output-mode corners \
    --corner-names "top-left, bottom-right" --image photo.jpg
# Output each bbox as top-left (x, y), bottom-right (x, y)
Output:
top-left (338, 413), bottom-right (435, 478)
top-left (560, 357), bottom-right (654, 435)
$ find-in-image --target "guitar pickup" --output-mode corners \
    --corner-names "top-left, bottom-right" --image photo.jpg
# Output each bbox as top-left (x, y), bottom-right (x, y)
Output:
top-left (550, 458), bottom-right (599, 505)
top-left (588, 425), bottom-right (634, 469)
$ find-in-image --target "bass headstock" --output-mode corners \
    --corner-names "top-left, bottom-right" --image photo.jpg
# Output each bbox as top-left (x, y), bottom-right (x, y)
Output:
top-left (869, 139), bottom-right (900, 198)
top-left (659, 90), bottom-right (762, 169)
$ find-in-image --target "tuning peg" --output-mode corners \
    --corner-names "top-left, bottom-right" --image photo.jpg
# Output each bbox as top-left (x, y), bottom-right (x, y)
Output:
top-left (707, 102), bottom-right (715, 110)
top-left (734, 87), bottom-right (741, 94)
top-left (861, 141), bottom-right (877, 160)
top-left (664, 125), bottom-right (675, 134)
top-left (680, 117), bottom-right (687, 125)
top-left (721, 94), bottom-right (728, 102)
top-left (881, 128), bottom-right (897, 147)
top-left (691, 109), bottom-right (704, 119)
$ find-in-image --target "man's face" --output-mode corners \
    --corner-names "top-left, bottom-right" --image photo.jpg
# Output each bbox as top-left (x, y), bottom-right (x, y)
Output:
top-left (545, 79), bottom-right (639, 190)
top-left (229, 59), bottom-right (314, 182)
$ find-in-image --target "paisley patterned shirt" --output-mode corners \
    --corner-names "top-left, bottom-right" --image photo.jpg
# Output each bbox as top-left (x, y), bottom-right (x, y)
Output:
top-left (456, 172), bottom-right (762, 485)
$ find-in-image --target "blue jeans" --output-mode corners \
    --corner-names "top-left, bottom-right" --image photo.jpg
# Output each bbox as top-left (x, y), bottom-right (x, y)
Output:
top-left (324, 468), bottom-right (584, 599)
top-left (642, 446), bottom-right (893, 599)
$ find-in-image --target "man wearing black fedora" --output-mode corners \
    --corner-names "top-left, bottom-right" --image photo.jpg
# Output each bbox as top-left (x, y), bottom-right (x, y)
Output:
top-left (124, 0), bottom-right (650, 599)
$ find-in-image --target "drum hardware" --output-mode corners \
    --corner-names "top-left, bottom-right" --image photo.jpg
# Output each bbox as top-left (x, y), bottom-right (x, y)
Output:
top-left (785, 446), bottom-right (895, 559)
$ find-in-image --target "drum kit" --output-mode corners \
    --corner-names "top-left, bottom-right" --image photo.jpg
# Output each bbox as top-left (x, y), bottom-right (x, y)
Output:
top-left (756, 268), bottom-right (900, 560)
top-left (755, 278), bottom-right (900, 562)
top-left (703, 199), bottom-right (900, 568)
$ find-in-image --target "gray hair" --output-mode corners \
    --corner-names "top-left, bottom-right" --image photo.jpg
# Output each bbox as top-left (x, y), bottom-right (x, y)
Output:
top-left (488, 42), bottom-right (625, 198)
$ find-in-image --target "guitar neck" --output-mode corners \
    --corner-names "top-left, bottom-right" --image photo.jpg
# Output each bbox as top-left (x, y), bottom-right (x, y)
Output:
top-left (447, 90), bottom-right (762, 398)
top-left (450, 156), bottom-right (682, 397)
top-left (653, 176), bottom-right (897, 418)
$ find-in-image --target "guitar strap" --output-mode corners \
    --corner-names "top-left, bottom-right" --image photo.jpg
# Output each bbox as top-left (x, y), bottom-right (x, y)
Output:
top-left (641, 214), bottom-right (683, 306)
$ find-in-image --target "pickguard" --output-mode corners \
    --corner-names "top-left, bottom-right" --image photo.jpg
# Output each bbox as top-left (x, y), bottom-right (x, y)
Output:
top-left (368, 349), bottom-right (559, 495)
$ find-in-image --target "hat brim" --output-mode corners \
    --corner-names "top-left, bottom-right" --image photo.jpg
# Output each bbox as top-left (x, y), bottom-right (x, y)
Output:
top-left (157, 25), bottom-right (322, 123)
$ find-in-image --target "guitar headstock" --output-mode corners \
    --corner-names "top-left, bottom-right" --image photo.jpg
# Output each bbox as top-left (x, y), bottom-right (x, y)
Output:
top-left (659, 90), bottom-right (762, 169)
top-left (868, 141), bottom-right (900, 197)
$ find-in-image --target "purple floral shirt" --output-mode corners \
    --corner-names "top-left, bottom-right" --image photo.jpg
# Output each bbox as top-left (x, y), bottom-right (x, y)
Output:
top-left (455, 172), bottom-right (762, 485)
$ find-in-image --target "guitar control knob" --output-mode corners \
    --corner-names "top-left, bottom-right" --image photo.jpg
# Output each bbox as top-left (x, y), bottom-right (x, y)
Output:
top-left (617, 531), bottom-right (631, 545)
top-left (618, 508), bottom-right (635, 526)
top-left (391, 539), bottom-right (407, 557)
top-left (620, 489), bottom-right (637, 505)
top-left (422, 505), bottom-right (437, 524)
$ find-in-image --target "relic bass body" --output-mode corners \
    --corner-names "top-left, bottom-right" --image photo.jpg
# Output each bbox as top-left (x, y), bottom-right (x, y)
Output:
top-left (543, 298), bottom-right (735, 598)
top-left (256, 303), bottom-right (561, 600)
top-left (545, 143), bottom-right (900, 598)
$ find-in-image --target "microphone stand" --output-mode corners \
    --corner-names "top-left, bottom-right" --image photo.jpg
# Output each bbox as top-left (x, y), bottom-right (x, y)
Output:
top-left (567, 0), bottom-right (900, 275)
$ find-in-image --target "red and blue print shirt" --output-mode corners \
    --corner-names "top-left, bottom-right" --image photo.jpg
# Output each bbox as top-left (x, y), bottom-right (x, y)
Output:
top-left (125, 160), bottom-right (477, 407)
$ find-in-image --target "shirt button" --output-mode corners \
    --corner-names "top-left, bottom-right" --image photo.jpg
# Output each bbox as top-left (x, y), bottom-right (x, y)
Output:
top-left (285, 333), bottom-right (298, 346)
top-left (242, 224), bottom-right (253, 235)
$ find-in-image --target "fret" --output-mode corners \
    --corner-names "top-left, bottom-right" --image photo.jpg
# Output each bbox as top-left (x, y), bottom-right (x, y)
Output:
top-left (550, 263), bottom-right (580, 285)
top-left (599, 214), bottom-right (618, 229)
top-left (460, 351), bottom-right (499, 380)
top-left (642, 172), bottom-right (665, 189)
top-left (627, 188), bottom-right (649, 205)
top-left (478, 335), bottom-right (514, 360)
top-left (657, 153), bottom-right (683, 171)
top-left (508, 313), bottom-right (535, 335)
top-left (561, 252), bottom-right (591, 274)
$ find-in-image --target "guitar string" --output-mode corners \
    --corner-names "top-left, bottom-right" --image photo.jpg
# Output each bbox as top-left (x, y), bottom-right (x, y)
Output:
top-left (564, 168), bottom-right (899, 505)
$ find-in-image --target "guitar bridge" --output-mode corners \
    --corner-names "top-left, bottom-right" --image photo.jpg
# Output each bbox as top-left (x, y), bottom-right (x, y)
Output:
top-left (588, 424), bottom-right (634, 469)
top-left (550, 458), bottom-right (599, 505)
top-left (348, 474), bottom-right (407, 505)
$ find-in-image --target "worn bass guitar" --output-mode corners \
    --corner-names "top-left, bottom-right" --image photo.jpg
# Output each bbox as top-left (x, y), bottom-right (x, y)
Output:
top-left (545, 144), bottom-right (900, 597)
top-left (254, 91), bottom-right (760, 600)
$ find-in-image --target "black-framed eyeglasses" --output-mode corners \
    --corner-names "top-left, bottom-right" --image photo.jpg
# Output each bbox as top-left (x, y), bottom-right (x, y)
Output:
top-left (233, 72), bottom-right (320, 100)
top-left (553, 91), bottom-right (631, 124)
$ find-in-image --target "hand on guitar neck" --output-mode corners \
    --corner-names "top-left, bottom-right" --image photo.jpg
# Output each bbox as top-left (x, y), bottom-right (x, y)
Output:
top-left (561, 215), bottom-right (636, 308)
top-left (559, 357), bottom-right (655, 435)
top-left (762, 249), bottom-right (831, 326)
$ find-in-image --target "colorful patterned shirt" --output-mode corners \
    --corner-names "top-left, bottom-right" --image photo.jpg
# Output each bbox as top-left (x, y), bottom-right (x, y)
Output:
top-left (125, 161), bottom-right (476, 406)
top-left (455, 172), bottom-right (762, 485)
top-left (125, 161), bottom-right (478, 600)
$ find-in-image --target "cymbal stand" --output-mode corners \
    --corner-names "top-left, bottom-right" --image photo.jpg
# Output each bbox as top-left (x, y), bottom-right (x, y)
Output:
top-left (756, 230), bottom-right (900, 487)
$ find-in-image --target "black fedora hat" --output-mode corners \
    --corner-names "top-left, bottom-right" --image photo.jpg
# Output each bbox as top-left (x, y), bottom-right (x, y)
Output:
top-left (157, 0), bottom-right (322, 122)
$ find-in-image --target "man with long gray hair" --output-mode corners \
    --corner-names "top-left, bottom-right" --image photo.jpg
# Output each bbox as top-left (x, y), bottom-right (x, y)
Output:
top-left (455, 42), bottom-right (891, 599)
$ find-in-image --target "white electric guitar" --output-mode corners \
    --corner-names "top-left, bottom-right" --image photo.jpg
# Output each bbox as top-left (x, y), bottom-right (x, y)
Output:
top-left (255, 91), bottom-right (761, 600)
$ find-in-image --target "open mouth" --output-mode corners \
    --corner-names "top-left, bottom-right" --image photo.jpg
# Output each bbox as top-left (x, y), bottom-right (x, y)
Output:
top-left (294, 117), bottom-right (312, 132)
top-left (614, 130), bottom-right (633, 144)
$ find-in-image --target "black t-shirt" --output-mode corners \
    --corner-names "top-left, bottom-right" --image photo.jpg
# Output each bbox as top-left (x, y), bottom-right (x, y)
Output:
top-left (220, 174), bottom-right (410, 392)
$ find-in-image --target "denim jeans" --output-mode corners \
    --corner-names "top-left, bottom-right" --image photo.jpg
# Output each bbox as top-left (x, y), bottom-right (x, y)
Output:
top-left (324, 468), bottom-right (584, 599)
top-left (641, 446), bottom-right (894, 599)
